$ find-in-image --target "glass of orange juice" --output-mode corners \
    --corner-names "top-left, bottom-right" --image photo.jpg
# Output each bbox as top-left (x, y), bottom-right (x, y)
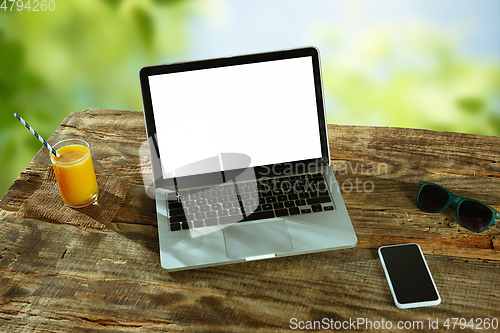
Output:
top-left (50, 138), bottom-right (99, 208)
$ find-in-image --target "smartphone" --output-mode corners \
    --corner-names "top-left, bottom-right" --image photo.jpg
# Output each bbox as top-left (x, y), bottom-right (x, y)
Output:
top-left (378, 243), bottom-right (441, 309)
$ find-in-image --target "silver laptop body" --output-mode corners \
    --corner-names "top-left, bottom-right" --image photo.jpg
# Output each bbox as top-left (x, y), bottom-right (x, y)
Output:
top-left (139, 47), bottom-right (357, 271)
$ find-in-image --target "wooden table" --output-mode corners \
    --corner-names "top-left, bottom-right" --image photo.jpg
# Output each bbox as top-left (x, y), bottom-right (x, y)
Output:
top-left (1, 109), bottom-right (499, 332)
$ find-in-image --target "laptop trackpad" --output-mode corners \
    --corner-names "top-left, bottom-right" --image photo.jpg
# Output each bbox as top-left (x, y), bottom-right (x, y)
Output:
top-left (223, 220), bottom-right (293, 259)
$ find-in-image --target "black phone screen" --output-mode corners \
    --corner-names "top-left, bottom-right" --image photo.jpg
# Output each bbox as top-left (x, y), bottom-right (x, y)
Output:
top-left (379, 244), bottom-right (439, 305)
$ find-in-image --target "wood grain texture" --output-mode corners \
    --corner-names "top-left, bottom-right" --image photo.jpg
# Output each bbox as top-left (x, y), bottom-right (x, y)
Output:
top-left (1, 109), bottom-right (499, 332)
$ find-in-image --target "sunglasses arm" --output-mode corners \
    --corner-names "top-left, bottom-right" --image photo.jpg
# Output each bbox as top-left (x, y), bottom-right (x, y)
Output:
top-left (494, 210), bottom-right (500, 225)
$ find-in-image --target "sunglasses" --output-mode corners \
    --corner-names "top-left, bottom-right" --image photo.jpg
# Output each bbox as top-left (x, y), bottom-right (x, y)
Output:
top-left (416, 181), bottom-right (499, 233)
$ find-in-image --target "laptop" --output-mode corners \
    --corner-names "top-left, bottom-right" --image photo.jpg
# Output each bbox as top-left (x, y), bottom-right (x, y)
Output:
top-left (139, 47), bottom-right (357, 271)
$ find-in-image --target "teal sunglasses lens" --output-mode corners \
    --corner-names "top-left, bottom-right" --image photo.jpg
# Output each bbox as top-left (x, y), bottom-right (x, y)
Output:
top-left (458, 200), bottom-right (492, 232)
top-left (418, 184), bottom-right (449, 212)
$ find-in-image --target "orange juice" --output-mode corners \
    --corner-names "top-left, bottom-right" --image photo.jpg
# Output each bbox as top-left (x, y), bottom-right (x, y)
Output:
top-left (50, 139), bottom-right (99, 207)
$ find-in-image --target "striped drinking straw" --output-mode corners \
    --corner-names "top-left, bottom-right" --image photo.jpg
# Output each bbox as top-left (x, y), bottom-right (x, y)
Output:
top-left (13, 113), bottom-right (61, 158)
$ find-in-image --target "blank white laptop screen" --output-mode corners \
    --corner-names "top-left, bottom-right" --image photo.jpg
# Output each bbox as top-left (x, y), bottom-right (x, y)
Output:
top-left (148, 56), bottom-right (323, 178)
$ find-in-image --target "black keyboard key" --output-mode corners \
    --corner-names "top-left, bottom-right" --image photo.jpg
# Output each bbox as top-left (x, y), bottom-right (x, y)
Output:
top-left (288, 193), bottom-right (299, 200)
top-left (277, 195), bottom-right (288, 202)
top-left (219, 216), bottom-right (235, 224)
top-left (243, 199), bottom-right (255, 207)
top-left (206, 211), bottom-right (217, 219)
top-left (284, 201), bottom-right (295, 208)
top-left (315, 181), bottom-right (329, 191)
top-left (294, 179), bottom-right (305, 186)
top-left (266, 196), bottom-right (277, 203)
top-left (222, 189), bottom-right (233, 195)
top-left (170, 215), bottom-right (187, 223)
top-left (275, 209), bottom-right (289, 217)
top-left (200, 192), bottom-right (211, 198)
top-left (299, 192), bottom-right (310, 199)
top-left (169, 202), bottom-right (182, 210)
top-left (281, 183), bottom-right (291, 191)
top-left (257, 184), bottom-right (268, 191)
top-left (301, 209), bottom-right (312, 214)
top-left (245, 207), bottom-right (258, 216)
top-left (310, 190), bottom-right (329, 198)
top-left (262, 203), bottom-right (273, 211)
top-left (170, 223), bottom-right (181, 231)
top-left (181, 221), bottom-right (191, 230)
top-left (196, 199), bottom-right (207, 205)
top-left (273, 202), bottom-right (284, 209)
top-left (311, 204), bottom-right (323, 212)
top-left (200, 205), bottom-right (211, 213)
top-left (218, 196), bottom-right (229, 203)
top-left (169, 208), bottom-right (185, 217)
top-left (166, 193), bottom-right (178, 202)
top-left (324, 205), bottom-right (334, 211)
top-left (303, 183), bottom-right (315, 193)
top-left (242, 210), bottom-right (275, 221)
top-left (289, 207), bottom-right (300, 215)
top-left (308, 190), bottom-right (319, 198)
top-left (205, 218), bottom-right (218, 226)
top-left (188, 206), bottom-right (199, 214)
top-left (245, 186), bottom-right (256, 193)
top-left (219, 215), bottom-right (243, 224)
top-left (295, 199), bottom-right (307, 206)
top-left (307, 196), bottom-right (332, 205)
top-left (229, 208), bottom-right (242, 215)
top-left (184, 200), bottom-right (196, 207)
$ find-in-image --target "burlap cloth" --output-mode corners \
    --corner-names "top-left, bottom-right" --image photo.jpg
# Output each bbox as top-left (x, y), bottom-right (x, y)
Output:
top-left (18, 167), bottom-right (131, 230)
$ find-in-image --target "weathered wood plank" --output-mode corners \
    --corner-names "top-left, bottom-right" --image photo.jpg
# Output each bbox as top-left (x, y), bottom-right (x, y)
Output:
top-left (328, 125), bottom-right (500, 177)
top-left (1, 210), bottom-right (499, 331)
top-left (1, 226), bottom-right (499, 331)
top-left (1, 109), bottom-right (500, 332)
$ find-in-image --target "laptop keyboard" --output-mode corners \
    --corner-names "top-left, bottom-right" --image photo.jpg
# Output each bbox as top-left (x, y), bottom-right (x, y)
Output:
top-left (166, 173), bottom-right (335, 232)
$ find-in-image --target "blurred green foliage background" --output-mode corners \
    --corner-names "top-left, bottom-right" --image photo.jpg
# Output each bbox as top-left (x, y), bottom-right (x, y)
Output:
top-left (1, 0), bottom-right (499, 198)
